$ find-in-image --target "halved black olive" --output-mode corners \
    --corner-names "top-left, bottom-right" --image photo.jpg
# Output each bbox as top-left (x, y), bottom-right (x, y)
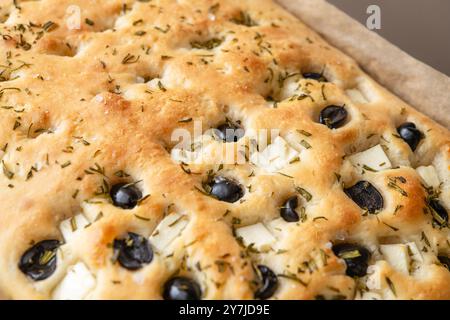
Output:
top-left (110, 183), bottom-right (142, 209)
top-left (303, 72), bottom-right (327, 82)
top-left (438, 256), bottom-right (450, 270)
top-left (19, 240), bottom-right (60, 281)
top-left (397, 122), bottom-right (423, 151)
top-left (319, 105), bottom-right (348, 129)
top-left (208, 177), bottom-right (244, 203)
top-left (163, 276), bottom-right (202, 300)
top-left (332, 243), bottom-right (371, 277)
top-left (113, 232), bottom-right (153, 270)
top-left (255, 265), bottom-right (278, 300)
top-left (280, 196), bottom-right (300, 222)
top-left (429, 199), bottom-right (448, 227)
top-left (215, 123), bottom-right (245, 143)
top-left (344, 181), bottom-right (383, 214)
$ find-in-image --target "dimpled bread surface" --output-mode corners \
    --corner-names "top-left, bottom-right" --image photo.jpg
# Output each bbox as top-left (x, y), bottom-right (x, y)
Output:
top-left (0, 0), bottom-right (448, 300)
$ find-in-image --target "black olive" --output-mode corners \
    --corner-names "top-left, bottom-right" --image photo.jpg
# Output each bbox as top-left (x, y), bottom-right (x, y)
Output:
top-left (209, 177), bottom-right (244, 203)
top-left (344, 181), bottom-right (384, 214)
top-left (110, 183), bottom-right (142, 209)
top-left (319, 105), bottom-right (348, 129)
top-left (280, 196), bottom-right (300, 222)
top-left (215, 123), bottom-right (244, 143)
top-left (303, 72), bottom-right (327, 82)
top-left (429, 199), bottom-right (448, 227)
top-left (397, 122), bottom-right (423, 151)
top-left (254, 265), bottom-right (278, 300)
top-left (332, 243), bottom-right (371, 277)
top-left (19, 240), bottom-right (60, 281)
top-left (163, 276), bottom-right (202, 300)
top-left (113, 232), bottom-right (153, 270)
top-left (438, 256), bottom-right (450, 270)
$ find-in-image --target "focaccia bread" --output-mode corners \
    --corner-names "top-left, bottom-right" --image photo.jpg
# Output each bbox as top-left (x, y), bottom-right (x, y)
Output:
top-left (0, 0), bottom-right (448, 300)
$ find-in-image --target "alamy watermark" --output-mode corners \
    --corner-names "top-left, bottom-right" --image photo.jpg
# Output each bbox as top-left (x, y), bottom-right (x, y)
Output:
top-left (66, 5), bottom-right (82, 30)
top-left (366, 5), bottom-right (382, 30)
top-left (170, 120), bottom-right (290, 167)
top-left (64, 3), bottom-right (382, 30)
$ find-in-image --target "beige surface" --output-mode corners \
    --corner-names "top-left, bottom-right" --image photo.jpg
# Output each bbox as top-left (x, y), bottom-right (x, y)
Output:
top-left (276, 0), bottom-right (450, 129)
top-left (328, 0), bottom-right (450, 76)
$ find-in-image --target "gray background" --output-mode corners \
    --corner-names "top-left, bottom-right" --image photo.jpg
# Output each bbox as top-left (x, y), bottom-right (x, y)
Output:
top-left (327, 0), bottom-right (450, 76)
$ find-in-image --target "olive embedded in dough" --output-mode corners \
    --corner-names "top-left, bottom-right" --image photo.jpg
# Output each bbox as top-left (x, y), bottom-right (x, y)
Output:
top-left (113, 232), bottom-right (153, 270)
top-left (280, 196), bottom-right (300, 222)
top-left (18, 240), bottom-right (60, 281)
top-left (208, 177), bottom-right (244, 203)
top-left (319, 105), bottom-right (348, 129)
top-left (428, 199), bottom-right (448, 227)
top-left (397, 122), bottom-right (423, 151)
top-left (214, 123), bottom-right (245, 143)
top-left (438, 256), bottom-right (450, 271)
top-left (344, 181), bottom-right (384, 214)
top-left (254, 265), bottom-right (278, 300)
top-left (110, 183), bottom-right (143, 209)
top-left (303, 72), bottom-right (327, 82)
top-left (163, 276), bottom-right (202, 300)
top-left (332, 243), bottom-right (371, 277)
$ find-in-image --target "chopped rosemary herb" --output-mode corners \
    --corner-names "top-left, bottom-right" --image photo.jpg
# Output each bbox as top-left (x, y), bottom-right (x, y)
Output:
top-left (39, 250), bottom-right (56, 265)
top-left (339, 250), bottom-right (361, 259)
top-left (295, 187), bottom-right (312, 202)
top-left (277, 273), bottom-right (307, 286)
top-left (72, 189), bottom-right (79, 199)
top-left (2, 161), bottom-right (14, 179)
top-left (321, 84), bottom-right (327, 101)
top-left (386, 277), bottom-right (396, 296)
top-left (297, 129), bottom-right (312, 137)
top-left (393, 205), bottom-right (404, 215)
top-left (70, 216), bottom-right (77, 232)
top-left (137, 194), bottom-right (151, 205)
top-left (231, 217), bottom-right (241, 225)
top-left (178, 117), bottom-right (192, 123)
top-left (158, 81), bottom-right (167, 92)
top-left (134, 214), bottom-right (150, 221)
top-left (85, 163), bottom-right (106, 176)
top-left (334, 172), bottom-right (341, 182)
top-left (387, 177), bottom-right (408, 197)
top-left (277, 172), bottom-right (294, 179)
top-left (362, 165), bottom-right (378, 172)
top-left (134, 30), bottom-right (146, 36)
top-left (42, 21), bottom-right (58, 32)
top-left (114, 170), bottom-right (130, 178)
top-left (122, 53), bottom-right (140, 64)
top-left (85, 18), bottom-right (95, 26)
top-left (382, 221), bottom-right (399, 232)
top-left (191, 38), bottom-right (223, 50)
top-left (209, 3), bottom-right (220, 14)
top-left (154, 24), bottom-right (171, 33)
top-left (230, 11), bottom-right (258, 27)
top-left (300, 140), bottom-right (312, 149)
top-left (421, 231), bottom-right (431, 247)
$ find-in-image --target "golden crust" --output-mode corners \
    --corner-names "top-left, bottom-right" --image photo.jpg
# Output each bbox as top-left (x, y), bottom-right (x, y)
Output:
top-left (0, 0), bottom-right (448, 300)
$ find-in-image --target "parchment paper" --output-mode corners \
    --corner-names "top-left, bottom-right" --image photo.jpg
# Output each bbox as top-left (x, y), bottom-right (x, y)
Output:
top-left (276, 0), bottom-right (450, 129)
